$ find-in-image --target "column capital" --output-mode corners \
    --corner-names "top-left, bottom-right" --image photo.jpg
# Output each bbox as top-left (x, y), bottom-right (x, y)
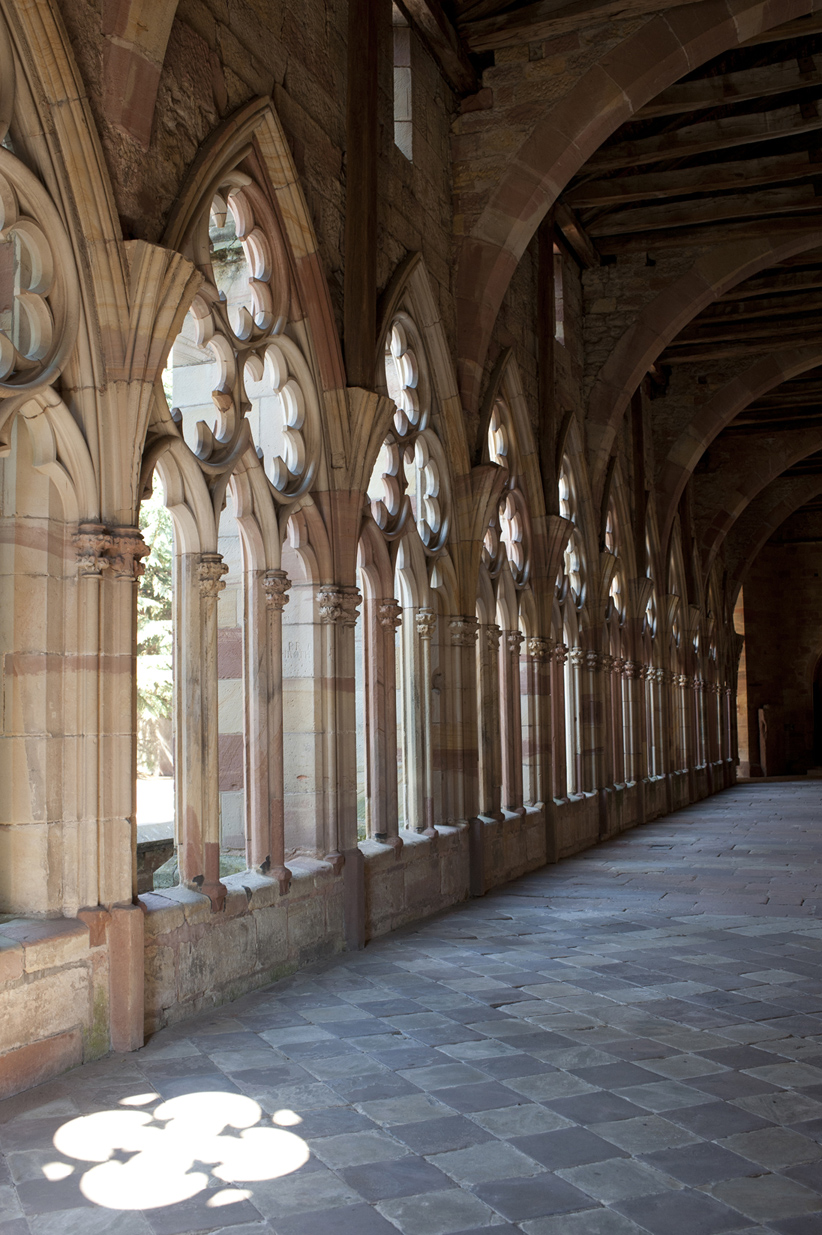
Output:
top-left (600, 653), bottom-right (616, 673)
top-left (317, 584), bottom-right (361, 625)
top-left (73, 523), bottom-right (110, 577)
top-left (569, 645), bottom-right (585, 669)
top-left (506, 629), bottom-right (524, 656)
top-left (585, 649), bottom-right (600, 673)
top-left (416, 607), bottom-right (437, 640)
top-left (449, 615), bottom-right (478, 646)
top-left (485, 622), bottom-right (501, 651)
top-left (199, 552), bottom-right (228, 599)
top-left (378, 599), bottom-right (402, 630)
top-left (554, 641), bottom-right (568, 666)
top-left (527, 636), bottom-right (552, 662)
top-left (107, 527), bottom-right (150, 580)
top-left (621, 659), bottom-right (640, 679)
top-left (263, 568), bottom-right (291, 611)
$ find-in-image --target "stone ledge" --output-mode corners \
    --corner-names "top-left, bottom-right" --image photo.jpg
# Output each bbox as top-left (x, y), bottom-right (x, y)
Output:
top-left (0, 937), bottom-right (23, 984)
top-left (0, 1028), bottom-right (83, 1100)
top-left (0, 918), bottom-right (90, 973)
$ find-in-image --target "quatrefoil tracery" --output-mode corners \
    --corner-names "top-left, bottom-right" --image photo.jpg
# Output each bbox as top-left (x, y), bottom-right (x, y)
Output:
top-left (369, 317), bottom-right (448, 553)
top-left (168, 177), bottom-right (314, 501)
top-left (0, 151), bottom-right (77, 396)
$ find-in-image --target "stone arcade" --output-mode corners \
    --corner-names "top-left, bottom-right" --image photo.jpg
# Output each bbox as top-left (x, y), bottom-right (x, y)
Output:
top-left (2, 0), bottom-right (822, 1150)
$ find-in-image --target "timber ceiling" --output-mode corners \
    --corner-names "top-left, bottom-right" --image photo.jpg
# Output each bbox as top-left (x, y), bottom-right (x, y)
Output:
top-left (411, 3), bottom-right (822, 542)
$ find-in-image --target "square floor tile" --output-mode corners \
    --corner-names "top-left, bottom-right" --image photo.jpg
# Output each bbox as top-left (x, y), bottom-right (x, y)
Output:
top-left (391, 1115), bottom-right (494, 1154)
top-left (338, 1156), bottom-right (454, 1200)
top-left (473, 1173), bottom-right (593, 1221)
top-left (434, 1082), bottom-right (529, 1113)
top-left (431, 1140), bottom-right (543, 1184)
top-left (705, 1173), bottom-right (822, 1222)
top-left (614, 1080), bottom-right (712, 1113)
top-left (667, 1101), bottom-right (772, 1139)
top-left (590, 1114), bottom-right (701, 1154)
top-left (558, 1156), bottom-right (681, 1202)
top-left (375, 1187), bottom-right (496, 1235)
top-left (612, 1187), bottom-right (745, 1234)
top-left (520, 1209), bottom-right (652, 1235)
top-left (470, 1103), bottom-right (573, 1137)
top-left (144, 1192), bottom-right (264, 1234)
top-left (719, 1127), bottom-right (822, 1170)
top-left (641, 1141), bottom-right (760, 1184)
top-left (510, 1127), bottom-right (628, 1170)
top-left (546, 1092), bottom-right (646, 1125)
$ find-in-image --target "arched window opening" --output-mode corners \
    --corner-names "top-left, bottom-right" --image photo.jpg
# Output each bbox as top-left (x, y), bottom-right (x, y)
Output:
top-left (216, 486), bottom-right (246, 873)
top-left (392, 4), bottom-right (413, 161)
top-left (136, 479), bottom-right (176, 888)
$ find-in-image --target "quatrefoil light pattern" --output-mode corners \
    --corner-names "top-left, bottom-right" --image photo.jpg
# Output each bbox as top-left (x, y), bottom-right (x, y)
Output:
top-left (166, 177), bottom-right (316, 500)
top-left (52, 1092), bottom-right (309, 1210)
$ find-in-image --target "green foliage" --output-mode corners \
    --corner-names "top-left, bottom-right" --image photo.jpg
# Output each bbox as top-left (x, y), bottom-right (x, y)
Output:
top-left (138, 487), bottom-right (173, 727)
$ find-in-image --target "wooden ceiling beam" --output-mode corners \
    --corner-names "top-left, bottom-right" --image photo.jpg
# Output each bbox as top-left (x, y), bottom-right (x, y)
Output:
top-left (635, 55), bottom-right (822, 120)
top-left (587, 101), bottom-right (822, 173)
top-left (554, 200), bottom-right (600, 268)
top-left (665, 330), bottom-right (822, 363)
top-left (586, 183), bottom-right (820, 237)
top-left (462, 0), bottom-right (695, 51)
top-left (567, 151), bottom-right (822, 209)
top-left (596, 217), bottom-right (822, 255)
top-left (690, 289), bottom-right (822, 323)
top-left (394, 0), bottom-right (477, 95)
top-left (676, 314), bottom-right (822, 346)
top-left (718, 268), bottom-right (822, 300)
top-left (740, 15), bottom-right (822, 48)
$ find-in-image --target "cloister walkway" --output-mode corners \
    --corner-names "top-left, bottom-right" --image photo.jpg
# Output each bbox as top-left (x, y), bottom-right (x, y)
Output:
top-left (3, 782), bottom-right (822, 1235)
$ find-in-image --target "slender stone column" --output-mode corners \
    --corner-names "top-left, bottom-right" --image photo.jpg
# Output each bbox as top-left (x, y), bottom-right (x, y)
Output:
top-left (246, 568), bottom-right (290, 888)
top-left (500, 629), bottom-right (524, 813)
top-left (416, 607), bottom-right (438, 836)
top-left (552, 643), bottom-right (569, 799)
top-left (72, 526), bottom-right (108, 912)
top-left (598, 654), bottom-right (615, 793)
top-left (369, 599), bottom-right (401, 844)
top-left (477, 623), bottom-right (502, 817)
top-left (621, 659), bottom-right (640, 785)
top-left (611, 656), bottom-right (626, 785)
top-left (198, 552), bottom-right (228, 910)
top-left (100, 529), bottom-right (149, 907)
top-left (317, 585), bottom-right (361, 865)
top-left (569, 647), bottom-right (585, 794)
top-left (523, 636), bottom-right (552, 807)
top-left (450, 616), bottom-right (480, 824)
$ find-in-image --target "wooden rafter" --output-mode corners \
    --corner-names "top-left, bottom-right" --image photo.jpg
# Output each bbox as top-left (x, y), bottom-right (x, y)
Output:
top-left (395, 0), bottom-right (478, 94)
top-left (587, 101), bottom-right (822, 173)
top-left (634, 56), bottom-right (822, 120)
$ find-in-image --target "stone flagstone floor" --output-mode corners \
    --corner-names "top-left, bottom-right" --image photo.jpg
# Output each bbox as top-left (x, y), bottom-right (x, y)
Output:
top-left (4, 781), bottom-right (822, 1235)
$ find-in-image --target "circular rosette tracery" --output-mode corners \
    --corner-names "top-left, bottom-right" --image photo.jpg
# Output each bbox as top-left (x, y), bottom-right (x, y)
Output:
top-left (163, 175), bottom-right (316, 499)
top-left (499, 487), bottom-right (531, 587)
top-left (368, 313), bottom-right (448, 550)
top-left (0, 150), bottom-right (78, 394)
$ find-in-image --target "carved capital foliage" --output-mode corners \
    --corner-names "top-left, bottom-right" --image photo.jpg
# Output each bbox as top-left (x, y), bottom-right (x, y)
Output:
top-left (585, 649), bottom-right (600, 673)
top-left (317, 585), bottom-right (361, 626)
top-left (569, 646), bottom-right (585, 669)
top-left (75, 524), bottom-right (148, 580)
top-left (554, 642), bottom-right (569, 666)
top-left (263, 569), bottom-right (291, 612)
top-left (506, 629), bottom-right (524, 656)
top-left (73, 524), bottom-right (110, 577)
top-left (416, 607), bottom-right (437, 640)
top-left (612, 655), bottom-right (625, 675)
top-left (622, 659), bottom-right (640, 679)
top-left (449, 616), bottom-right (478, 647)
top-left (528, 636), bottom-right (552, 662)
top-left (485, 623), bottom-right (501, 652)
top-left (378, 600), bottom-right (402, 631)
top-left (199, 553), bottom-right (228, 599)
top-left (600, 653), bottom-right (616, 673)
